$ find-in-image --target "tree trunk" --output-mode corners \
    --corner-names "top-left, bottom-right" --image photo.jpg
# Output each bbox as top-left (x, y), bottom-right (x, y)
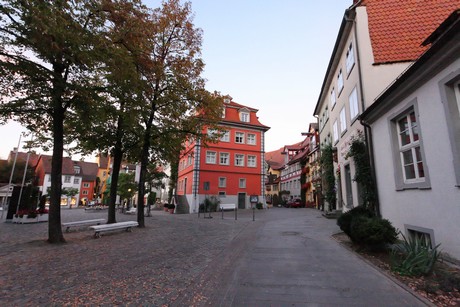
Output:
top-left (48, 104), bottom-right (65, 243)
top-left (108, 146), bottom-right (123, 223)
top-left (137, 126), bottom-right (151, 228)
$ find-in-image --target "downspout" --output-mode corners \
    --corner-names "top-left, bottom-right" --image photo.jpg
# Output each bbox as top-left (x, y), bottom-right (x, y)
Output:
top-left (350, 4), bottom-right (380, 216)
top-left (359, 118), bottom-right (380, 217)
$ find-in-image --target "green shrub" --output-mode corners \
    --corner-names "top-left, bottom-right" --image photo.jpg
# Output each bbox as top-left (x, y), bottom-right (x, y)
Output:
top-left (204, 196), bottom-right (220, 212)
top-left (337, 206), bottom-right (374, 237)
top-left (349, 216), bottom-right (398, 246)
top-left (391, 233), bottom-right (441, 276)
top-left (256, 202), bottom-right (263, 209)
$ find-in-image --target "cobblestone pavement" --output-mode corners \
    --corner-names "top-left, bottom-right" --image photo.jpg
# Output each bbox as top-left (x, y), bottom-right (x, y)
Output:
top-left (0, 207), bottom-right (261, 306)
top-left (0, 207), bottom-right (427, 306)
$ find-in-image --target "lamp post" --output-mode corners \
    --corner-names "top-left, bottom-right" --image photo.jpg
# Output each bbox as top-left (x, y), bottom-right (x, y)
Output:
top-left (127, 188), bottom-right (131, 211)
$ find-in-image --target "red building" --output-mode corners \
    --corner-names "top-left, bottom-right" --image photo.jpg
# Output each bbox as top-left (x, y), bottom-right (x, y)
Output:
top-left (177, 98), bottom-right (269, 213)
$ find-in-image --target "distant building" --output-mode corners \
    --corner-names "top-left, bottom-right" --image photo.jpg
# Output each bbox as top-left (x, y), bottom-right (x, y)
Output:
top-left (177, 97), bottom-right (269, 213)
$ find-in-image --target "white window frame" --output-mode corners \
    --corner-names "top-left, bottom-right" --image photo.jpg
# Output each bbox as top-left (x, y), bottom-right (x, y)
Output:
top-left (239, 178), bottom-right (246, 188)
top-left (397, 111), bottom-right (424, 182)
top-left (330, 88), bottom-right (336, 109)
top-left (235, 132), bottom-right (244, 144)
top-left (64, 175), bottom-right (71, 183)
top-left (235, 154), bottom-right (245, 167)
top-left (83, 183), bottom-right (90, 188)
top-left (349, 87), bottom-right (359, 121)
top-left (340, 107), bottom-right (347, 134)
top-left (346, 42), bottom-right (355, 74)
top-left (207, 128), bottom-right (218, 137)
top-left (337, 70), bottom-right (344, 94)
top-left (205, 151), bottom-right (217, 164)
top-left (389, 101), bottom-right (430, 190)
top-left (74, 178), bottom-right (80, 184)
top-left (240, 111), bottom-right (250, 122)
top-left (82, 190), bottom-right (88, 195)
top-left (332, 120), bottom-right (339, 144)
top-left (218, 177), bottom-right (227, 188)
top-left (220, 131), bottom-right (230, 142)
top-left (219, 152), bottom-right (230, 165)
top-left (247, 133), bottom-right (256, 145)
top-left (247, 155), bottom-right (257, 167)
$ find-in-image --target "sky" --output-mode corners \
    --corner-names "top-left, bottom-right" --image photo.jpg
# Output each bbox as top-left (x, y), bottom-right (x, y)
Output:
top-left (0, 0), bottom-right (351, 159)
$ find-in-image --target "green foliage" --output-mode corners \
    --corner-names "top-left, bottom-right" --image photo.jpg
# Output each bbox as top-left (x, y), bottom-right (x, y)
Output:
top-left (117, 173), bottom-right (137, 201)
top-left (391, 233), bottom-right (441, 276)
top-left (256, 202), bottom-right (263, 209)
top-left (337, 206), bottom-right (375, 237)
top-left (204, 195), bottom-right (220, 212)
top-left (320, 143), bottom-right (336, 210)
top-left (346, 132), bottom-right (377, 212)
top-left (349, 215), bottom-right (398, 246)
top-left (61, 187), bottom-right (79, 197)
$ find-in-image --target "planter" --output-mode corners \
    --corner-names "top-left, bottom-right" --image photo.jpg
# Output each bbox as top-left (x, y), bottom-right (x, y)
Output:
top-left (38, 214), bottom-right (48, 222)
top-left (169, 208), bottom-right (174, 214)
top-left (21, 217), bottom-right (39, 224)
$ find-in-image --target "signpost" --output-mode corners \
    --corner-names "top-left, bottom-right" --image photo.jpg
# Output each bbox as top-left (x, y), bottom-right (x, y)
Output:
top-left (250, 195), bottom-right (258, 221)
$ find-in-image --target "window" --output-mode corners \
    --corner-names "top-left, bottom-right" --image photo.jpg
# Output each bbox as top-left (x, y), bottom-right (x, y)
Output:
top-left (247, 133), bottom-right (256, 145)
top-left (337, 69), bottom-right (344, 94)
top-left (349, 87), bottom-right (359, 120)
top-left (240, 111), bottom-right (250, 122)
top-left (74, 178), bottom-right (80, 184)
top-left (346, 42), bottom-right (355, 74)
top-left (218, 191), bottom-right (226, 197)
top-left (83, 183), bottom-right (90, 188)
top-left (340, 107), bottom-right (347, 134)
top-left (390, 102), bottom-right (430, 190)
top-left (82, 190), bottom-right (88, 195)
top-left (239, 178), bottom-right (246, 188)
top-left (48, 176), bottom-right (51, 182)
top-left (74, 166), bottom-right (80, 174)
top-left (397, 110), bottom-right (424, 181)
top-left (330, 88), bottom-right (336, 108)
top-left (220, 152), bottom-right (230, 165)
top-left (64, 175), bottom-right (71, 183)
top-left (206, 151), bottom-right (217, 164)
top-left (187, 155), bottom-right (192, 166)
top-left (333, 120), bottom-right (339, 144)
top-left (248, 155), bottom-right (257, 167)
top-left (235, 154), bottom-right (245, 166)
top-left (235, 132), bottom-right (244, 144)
top-left (220, 131), bottom-right (230, 142)
top-left (103, 171), bottom-right (107, 177)
top-left (207, 128), bottom-right (218, 138)
top-left (218, 177), bottom-right (226, 188)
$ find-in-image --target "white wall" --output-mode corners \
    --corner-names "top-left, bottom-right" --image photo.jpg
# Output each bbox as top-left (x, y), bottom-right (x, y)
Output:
top-left (372, 59), bottom-right (460, 260)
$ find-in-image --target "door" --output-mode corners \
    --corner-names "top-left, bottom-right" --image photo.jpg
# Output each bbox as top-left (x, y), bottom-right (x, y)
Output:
top-left (344, 164), bottom-right (353, 208)
top-left (238, 193), bottom-right (246, 209)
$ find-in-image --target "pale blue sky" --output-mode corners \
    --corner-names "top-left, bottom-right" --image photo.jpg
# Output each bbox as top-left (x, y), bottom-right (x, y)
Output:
top-left (0, 0), bottom-right (351, 159)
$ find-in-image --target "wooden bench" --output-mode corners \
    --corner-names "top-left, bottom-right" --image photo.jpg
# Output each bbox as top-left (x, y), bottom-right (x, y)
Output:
top-left (90, 221), bottom-right (139, 238)
top-left (220, 204), bottom-right (237, 220)
top-left (62, 219), bottom-right (105, 232)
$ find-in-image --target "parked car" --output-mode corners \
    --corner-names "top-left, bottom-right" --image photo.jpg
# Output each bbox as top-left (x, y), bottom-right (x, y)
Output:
top-left (286, 198), bottom-right (302, 208)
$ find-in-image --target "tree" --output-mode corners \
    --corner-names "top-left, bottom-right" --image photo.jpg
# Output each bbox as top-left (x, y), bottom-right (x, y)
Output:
top-left (117, 172), bottom-right (137, 210)
top-left (0, 160), bottom-right (34, 184)
top-left (0, 1), bottom-right (110, 243)
top-left (132, 0), bottom-right (224, 227)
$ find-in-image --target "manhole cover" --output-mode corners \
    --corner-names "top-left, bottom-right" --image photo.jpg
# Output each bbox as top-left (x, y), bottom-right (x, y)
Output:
top-left (281, 231), bottom-right (300, 236)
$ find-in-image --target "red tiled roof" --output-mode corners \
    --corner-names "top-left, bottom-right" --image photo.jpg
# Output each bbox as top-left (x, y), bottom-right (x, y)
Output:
top-left (362, 0), bottom-right (459, 64)
top-left (75, 161), bottom-right (98, 181)
top-left (265, 147), bottom-right (285, 170)
top-left (37, 155), bottom-right (75, 175)
top-left (222, 100), bottom-right (270, 130)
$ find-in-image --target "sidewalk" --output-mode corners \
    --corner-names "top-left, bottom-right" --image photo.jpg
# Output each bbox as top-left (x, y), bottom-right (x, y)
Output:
top-left (0, 208), bottom-right (428, 306)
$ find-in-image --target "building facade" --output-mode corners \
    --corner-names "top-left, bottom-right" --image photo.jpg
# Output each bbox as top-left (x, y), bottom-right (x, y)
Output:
top-left (177, 98), bottom-right (269, 213)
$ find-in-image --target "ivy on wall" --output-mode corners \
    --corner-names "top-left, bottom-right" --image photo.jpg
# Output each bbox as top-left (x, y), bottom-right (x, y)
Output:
top-left (346, 131), bottom-right (377, 213)
top-left (320, 143), bottom-right (336, 211)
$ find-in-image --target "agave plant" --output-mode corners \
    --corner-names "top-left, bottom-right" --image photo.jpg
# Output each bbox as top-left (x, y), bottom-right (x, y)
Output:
top-left (391, 233), bottom-right (441, 276)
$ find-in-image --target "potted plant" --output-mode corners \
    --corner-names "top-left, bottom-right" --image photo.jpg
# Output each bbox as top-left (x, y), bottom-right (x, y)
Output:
top-left (168, 203), bottom-right (175, 214)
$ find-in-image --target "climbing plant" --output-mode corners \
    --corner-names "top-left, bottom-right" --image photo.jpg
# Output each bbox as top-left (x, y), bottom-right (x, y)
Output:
top-left (345, 131), bottom-right (377, 213)
top-left (320, 143), bottom-right (336, 211)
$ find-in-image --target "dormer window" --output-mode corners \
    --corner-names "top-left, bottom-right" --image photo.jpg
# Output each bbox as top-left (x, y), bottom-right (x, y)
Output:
top-left (74, 166), bottom-right (80, 174)
top-left (240, 111), bottom-right (250, 122)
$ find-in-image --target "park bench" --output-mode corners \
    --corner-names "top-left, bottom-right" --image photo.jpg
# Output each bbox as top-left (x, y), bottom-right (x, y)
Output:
top-left (90, 221), bottom-right (139, 238)
top-left (62, 219), bottom-right (105, 232)
top-left (219, 204), bottom-right (237, 220)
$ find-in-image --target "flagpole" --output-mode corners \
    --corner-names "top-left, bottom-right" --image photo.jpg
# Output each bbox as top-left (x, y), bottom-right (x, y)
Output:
top-left (2, 135), bottom-right (21, 221)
